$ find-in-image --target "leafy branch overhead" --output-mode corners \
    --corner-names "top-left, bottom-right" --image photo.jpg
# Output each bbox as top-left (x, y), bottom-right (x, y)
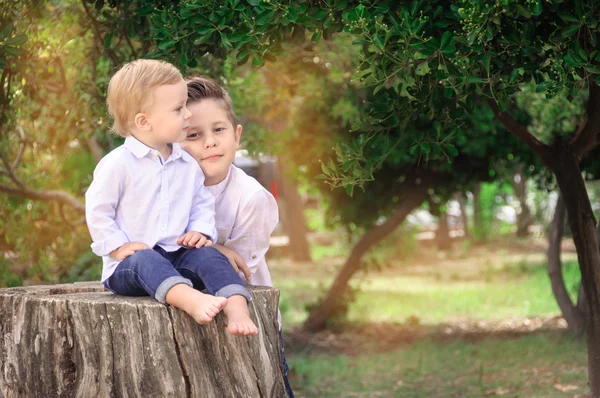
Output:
top-left (136, 0), bottom-right (600, 190)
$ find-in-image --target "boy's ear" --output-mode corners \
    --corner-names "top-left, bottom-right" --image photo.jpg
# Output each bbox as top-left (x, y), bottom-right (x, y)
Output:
top-left (134, 112), bottom-right (151, 131)
top-left (234, 124), bottom-right (242, 149)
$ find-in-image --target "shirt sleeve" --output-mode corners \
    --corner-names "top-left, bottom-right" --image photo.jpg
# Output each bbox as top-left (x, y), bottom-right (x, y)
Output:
top-left (187, 171), bottom-right (217, 242)
top-left (85, 156), bottom-right (129, 257)
top-left (222, 189), bottom-right (279, 277)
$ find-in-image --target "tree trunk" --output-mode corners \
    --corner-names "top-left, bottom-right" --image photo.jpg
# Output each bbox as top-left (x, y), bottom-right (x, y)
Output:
top-left (455, 192), bottom-right (470, 238)
top-left (472, 184), bottom-right (486, 242)
top-left (303, 183), bottom-right (429, 332)
top-left (276, 160), bottom-right (312, 262)
top-left (0, 282), bottom-right (286, 398)
top-left (436, 207), bottom-right (451, 251)
top-left (547, 193), bottom-right (586, 335)
top-left (552, 151), bottom-right (600, 395)
top-left (513, 164), bottom-right (534, 237)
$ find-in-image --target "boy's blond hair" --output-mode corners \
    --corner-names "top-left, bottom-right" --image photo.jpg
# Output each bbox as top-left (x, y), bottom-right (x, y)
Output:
top-left (107, 59), bottom-right (183, 137)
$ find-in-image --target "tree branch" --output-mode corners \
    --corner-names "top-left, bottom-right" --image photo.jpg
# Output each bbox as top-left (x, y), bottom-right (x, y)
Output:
top-left (81, 0), bottom-right (120, 65)
top-left (58, 202), bottom-right (86, 227)
top-left (572, 82), bottom-right (600, 157)
top-left (0, 183), bottom-right (84, 213)
top-left (487, 99), bottom-right (550, 162)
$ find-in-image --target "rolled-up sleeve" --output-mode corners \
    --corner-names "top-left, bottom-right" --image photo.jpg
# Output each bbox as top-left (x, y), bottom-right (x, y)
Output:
top-left (187, 172), bottom-right (217, 242)
top-left (85, 157), bottom-right (129, 256)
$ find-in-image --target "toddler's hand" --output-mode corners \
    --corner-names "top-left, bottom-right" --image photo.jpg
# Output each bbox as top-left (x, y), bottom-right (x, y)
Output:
top-left (213, 244), bottom-right (252, 280)
top-left (110, 242), bottom-right (150, 260)
top-left (177, 231), bottom-right (213, 248)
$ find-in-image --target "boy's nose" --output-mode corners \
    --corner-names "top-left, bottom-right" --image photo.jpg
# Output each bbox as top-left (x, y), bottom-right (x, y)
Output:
top-left (184, 107), bottom-right (192, 119)
top-left (204, 135), bottom-right (217, 148)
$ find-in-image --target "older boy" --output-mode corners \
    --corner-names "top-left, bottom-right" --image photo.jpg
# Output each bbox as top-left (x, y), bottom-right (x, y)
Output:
top-left (181, 77), bottom-right (294, 397)
top-left (85, 60), bottom-right (257, 336)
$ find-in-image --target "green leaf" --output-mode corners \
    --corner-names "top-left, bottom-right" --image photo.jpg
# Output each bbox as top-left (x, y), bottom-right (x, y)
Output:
top-left (466, 76), bottom-right (485, 83)
top-left (252, 54), bottom-right (264, 67)
top-left (444, 87), bottom-right (454, 98)
top-left (482, 53), bottom-right (492, 74)
top-left (3, 46), bottom-right (21, 56)
top-left (219, 32), bottom-right (233, 48)
top-left (374, 33), bottom-right (384, 49)
top-left (415, 62), bottom-right (430, 76)
top-left (440, 31), bottom-right (452, 49)
top-left (255, 10), bottom-right (274, 26)
top-left (516, 5), bottom-right (531, 19)
top-left (445, 144), bottom-right (459, 156)
top-left (4, 34), bottom-right (27, 47)
top-left (194, 26), bottom-right (215, 35)
top-left (103, 32), bottom-right (113, 49)
top-left (345, 184), bottom-right (354, 197)
top-left (530, 1), bottom-right (542, 16)
top-left (311, 30), bottom-right (322, 42)
top-left (561, 24), bottom-right (581, 38)
top-left (557, 12), bottom-right (578, 22)
top-left (158, 40), bottom-right (176, 50)
top-left (334, 0), bottom-right (348, 11)
top-left (0, 23), bottom-right (14, 40)
top-left (247, 0), bottom-right (261, 5)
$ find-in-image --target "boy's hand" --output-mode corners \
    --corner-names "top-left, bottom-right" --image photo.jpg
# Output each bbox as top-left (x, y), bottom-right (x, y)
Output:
top-left (213, 244), bottom-right (252, 281)
top-left (177, 231), bottom-right (213, 248)
top-left (110, 242), bottom-right (150, 260)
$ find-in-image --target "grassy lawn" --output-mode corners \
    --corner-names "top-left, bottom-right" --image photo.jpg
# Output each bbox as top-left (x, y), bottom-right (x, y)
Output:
top-left (271, 238), bottom-right (589, 397)
top-left (289, 333), bottom-right (587, 397)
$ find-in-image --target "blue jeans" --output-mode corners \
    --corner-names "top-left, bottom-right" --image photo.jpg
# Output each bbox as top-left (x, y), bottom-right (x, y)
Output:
top-left (279, 329), bottom-right (294, 397)
top-left (103, 245), bottom-right (250, 303)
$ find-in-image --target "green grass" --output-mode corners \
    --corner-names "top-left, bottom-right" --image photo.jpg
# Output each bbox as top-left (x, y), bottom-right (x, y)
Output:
top-left (289, 333), bottom-right (587, 397)
top-left (276, 259), bottom-right (582, 328)
top-left (276, 248), bottom-right (588, 396)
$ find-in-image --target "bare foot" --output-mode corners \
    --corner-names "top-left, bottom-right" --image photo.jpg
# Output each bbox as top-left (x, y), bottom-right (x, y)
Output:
top-left (165, 284), bottom-right (227, 324)
top-left (187, 291), bottom-right (228, 324)
top-left (223, 295), bottom-right (258, 336)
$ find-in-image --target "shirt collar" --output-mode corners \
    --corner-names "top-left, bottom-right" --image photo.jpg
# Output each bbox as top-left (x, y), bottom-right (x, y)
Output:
top-left (124, 136), bottom-right (192, 162)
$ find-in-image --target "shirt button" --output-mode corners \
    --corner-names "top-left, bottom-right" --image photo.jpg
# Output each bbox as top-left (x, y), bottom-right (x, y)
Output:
top-left (251, 255), bottom-right (257, 260)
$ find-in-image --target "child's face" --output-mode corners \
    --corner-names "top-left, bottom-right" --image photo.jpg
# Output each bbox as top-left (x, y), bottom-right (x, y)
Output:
top-left (181, 99), bottom-right (241, 186)
top-left (140, 79), bottom-right (191, 147)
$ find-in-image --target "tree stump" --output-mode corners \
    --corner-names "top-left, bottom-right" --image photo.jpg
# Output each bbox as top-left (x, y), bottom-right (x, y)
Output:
top-left (0, 282), bottom-right (287, 397)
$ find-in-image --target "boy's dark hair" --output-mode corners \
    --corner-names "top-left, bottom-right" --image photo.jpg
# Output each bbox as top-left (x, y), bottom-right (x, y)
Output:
top-left (186, 77), bottom-right (237, 126)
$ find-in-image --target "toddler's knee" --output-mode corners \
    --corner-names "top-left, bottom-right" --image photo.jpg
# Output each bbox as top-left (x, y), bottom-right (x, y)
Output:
top-left (128, 248), bottom-right (160, 261)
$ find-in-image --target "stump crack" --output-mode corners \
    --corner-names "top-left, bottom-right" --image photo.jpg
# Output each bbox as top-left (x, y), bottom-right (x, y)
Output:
top-left (103, 303), bottom-right (117, 398)
top-left (166, 306), bottom-right (191, 397)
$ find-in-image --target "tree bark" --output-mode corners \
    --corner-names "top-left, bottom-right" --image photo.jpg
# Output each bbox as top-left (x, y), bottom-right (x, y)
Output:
top-left (551, 150), bottom-right (600, 395)
top-left (0, 282), bottom-right (286, 398)
top-left (303, 182), bottom-right (430, 332)
top-left (436, 206), bottom-right (451, 251)
top-left (455, 192), bottom-right (470, 238)
top-left (472, 184), bottom-right (486, 242)
top-left (513, 164), bottom-right (534, 237)
top-left (489, 91), bottom-right (600, 395)
top-left (547, 193), bottom-right (586, 335)
top-left (276, 160), bottom-right (312, 262)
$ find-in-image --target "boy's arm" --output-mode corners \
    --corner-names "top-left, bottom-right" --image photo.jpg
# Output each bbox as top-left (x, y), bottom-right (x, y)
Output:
top-left (187, 173), bottom-right (218, 242)
top-left (222, 190), bottom-right (279, 277)
top-left (85, 159), bottom-right (129, 256)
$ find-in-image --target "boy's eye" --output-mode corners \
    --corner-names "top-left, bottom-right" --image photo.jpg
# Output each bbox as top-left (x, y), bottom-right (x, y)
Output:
top-left (186, 133), bottom-right (199, 139)
top-left (176, 107), bottom-right (183, 112)
top-left (215, 127), bottom-right (225, 133)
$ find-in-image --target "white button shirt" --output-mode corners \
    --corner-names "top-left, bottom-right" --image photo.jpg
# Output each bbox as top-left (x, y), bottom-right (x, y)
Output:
top-left (85, 136), bottom-right (217, 282)
top-left (207, 165), bottom-right (278, 288)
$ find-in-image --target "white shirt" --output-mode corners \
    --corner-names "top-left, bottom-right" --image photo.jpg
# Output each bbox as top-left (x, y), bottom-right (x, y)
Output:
top-left (85, 136), bottom-right (217, 282)
top-left (206, 165), bottom-right (278, 288)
